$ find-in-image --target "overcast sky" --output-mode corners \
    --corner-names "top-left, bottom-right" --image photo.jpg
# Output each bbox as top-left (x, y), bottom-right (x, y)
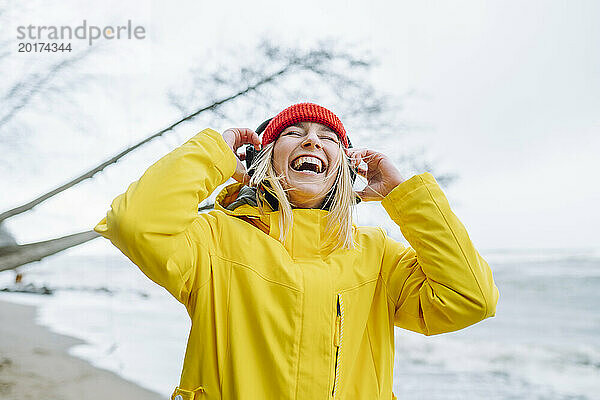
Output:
top-left (2, 0), bottom-right (599, 254)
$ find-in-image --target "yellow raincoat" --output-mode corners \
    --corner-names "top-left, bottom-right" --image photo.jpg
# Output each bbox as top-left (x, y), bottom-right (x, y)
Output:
top-left (94, 128), bottom-right (499, 400)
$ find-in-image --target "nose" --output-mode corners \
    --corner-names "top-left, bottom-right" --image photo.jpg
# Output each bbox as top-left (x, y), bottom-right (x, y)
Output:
top-left (301, 131), bottom-right (322, 149)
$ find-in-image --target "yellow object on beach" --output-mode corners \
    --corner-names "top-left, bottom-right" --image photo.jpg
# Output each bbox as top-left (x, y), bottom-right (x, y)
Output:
top-left (94, 128), bottom-right (499, 399)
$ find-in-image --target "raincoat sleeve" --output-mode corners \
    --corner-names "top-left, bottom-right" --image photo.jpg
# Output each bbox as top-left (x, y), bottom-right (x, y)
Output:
top-left (93, 128), bottom-right (237, 305)
top-left (379, 172), bottom-right (499, 335)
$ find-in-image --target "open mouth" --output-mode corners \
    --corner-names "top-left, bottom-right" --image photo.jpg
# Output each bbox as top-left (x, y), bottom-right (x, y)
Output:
top-left (290, 155), bottom-right (326, 175)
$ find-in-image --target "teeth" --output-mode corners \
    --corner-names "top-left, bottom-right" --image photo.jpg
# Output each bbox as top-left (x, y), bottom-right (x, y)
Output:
top-left (292, 156), bottom-right (323, 173)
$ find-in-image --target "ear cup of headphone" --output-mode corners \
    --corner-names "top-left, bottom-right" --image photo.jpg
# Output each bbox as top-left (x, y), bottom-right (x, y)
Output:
top-left (345, 136), bottom-right (357, 185)
top-left (245, 118), bottom-right (272, 176)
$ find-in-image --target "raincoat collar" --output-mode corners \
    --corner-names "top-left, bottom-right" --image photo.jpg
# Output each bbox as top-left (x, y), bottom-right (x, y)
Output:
top-left (214, 183), bottom-right (350, 258)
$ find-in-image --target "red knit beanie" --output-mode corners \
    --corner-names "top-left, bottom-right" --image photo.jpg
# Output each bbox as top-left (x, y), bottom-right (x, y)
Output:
top-left (261, 103), bottom-right (349, 148)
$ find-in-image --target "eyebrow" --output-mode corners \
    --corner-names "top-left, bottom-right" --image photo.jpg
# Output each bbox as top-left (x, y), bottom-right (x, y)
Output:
top-left (289, 123), bottom-right (336, 135)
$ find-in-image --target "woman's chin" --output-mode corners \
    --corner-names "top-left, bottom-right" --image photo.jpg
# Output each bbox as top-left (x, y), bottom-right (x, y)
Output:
top-left (287, 186), bottom-right (330, 208)
top-left (284, 170), bottom-right (334, 207)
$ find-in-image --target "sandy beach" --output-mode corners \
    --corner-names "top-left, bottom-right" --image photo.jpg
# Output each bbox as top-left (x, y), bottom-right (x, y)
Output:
top-left (0, 299), bottom-right (164, 400)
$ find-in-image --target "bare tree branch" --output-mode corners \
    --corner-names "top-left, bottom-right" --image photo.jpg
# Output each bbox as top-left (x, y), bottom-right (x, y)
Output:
top-left (0, 61), bottom-right (300, 223)
top-left (0, 230), bottom-right (99, 272)
top-left (0, 47), bottom-right (95, 129)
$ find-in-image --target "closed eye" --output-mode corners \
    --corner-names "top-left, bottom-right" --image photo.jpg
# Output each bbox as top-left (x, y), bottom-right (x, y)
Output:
top-left (320, 135), bottom-right (339, 143)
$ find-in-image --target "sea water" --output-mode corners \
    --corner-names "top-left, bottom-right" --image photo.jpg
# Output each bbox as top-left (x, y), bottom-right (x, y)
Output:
top-left (1, 248), bottom-right (599, 399)
top-left (0, 251), bottom-right (189, 396)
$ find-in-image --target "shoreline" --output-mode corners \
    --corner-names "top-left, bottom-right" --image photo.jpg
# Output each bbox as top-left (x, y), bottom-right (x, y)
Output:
top-left (0, 299), bottom-right (164, 400)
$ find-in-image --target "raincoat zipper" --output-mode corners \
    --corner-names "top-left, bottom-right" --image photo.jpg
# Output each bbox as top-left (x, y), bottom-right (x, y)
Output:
top-left (332, 293), bottom-right (344, 398)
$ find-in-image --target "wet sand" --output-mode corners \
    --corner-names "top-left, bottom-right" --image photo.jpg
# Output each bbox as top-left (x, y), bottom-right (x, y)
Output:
top-left (0, 299), bottom-right (164, 400)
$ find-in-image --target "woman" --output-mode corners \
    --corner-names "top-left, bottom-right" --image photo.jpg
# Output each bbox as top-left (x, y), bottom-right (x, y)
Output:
top-left (94, 102), bottom-right (499, 400)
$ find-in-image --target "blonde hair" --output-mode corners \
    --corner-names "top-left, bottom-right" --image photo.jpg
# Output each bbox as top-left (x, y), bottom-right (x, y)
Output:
top-left (248, 141), bottom-right (358, 251)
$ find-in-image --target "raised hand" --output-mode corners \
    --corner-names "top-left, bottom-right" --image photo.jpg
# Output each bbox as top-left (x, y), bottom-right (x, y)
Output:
top-left (222, 128), bottom-right (262, 184)
top-left (345, 148), bottom-right (405, 201)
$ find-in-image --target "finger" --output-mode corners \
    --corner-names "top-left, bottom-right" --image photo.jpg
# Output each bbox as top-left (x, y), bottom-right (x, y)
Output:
top-left (222, 129), bottom-right (236, 149)
top-left (251, 131), bottom-right (262, 150)
top-left (344, 148), bottom-right (363, 167)
top-left (240, 172), bottom-right (251, 185)
top-left (355, 151), bottom-right (384, 173)
top-left (347, 148), bottom-right (379, 159)
top-left (350, 148), bottom-right (379, 163)
top-left (346, 148), bottom-right (375, 164)
top-left (345, 152), bottom-right (360, 168)
top-left (233, 169), bottom-right (251, 185)
top-left (223, 128), bottom-right (261, 151)
top-left (237, 128), bottom-right (261, 150)
top-left (231, 156), bottom-right (250, 184)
